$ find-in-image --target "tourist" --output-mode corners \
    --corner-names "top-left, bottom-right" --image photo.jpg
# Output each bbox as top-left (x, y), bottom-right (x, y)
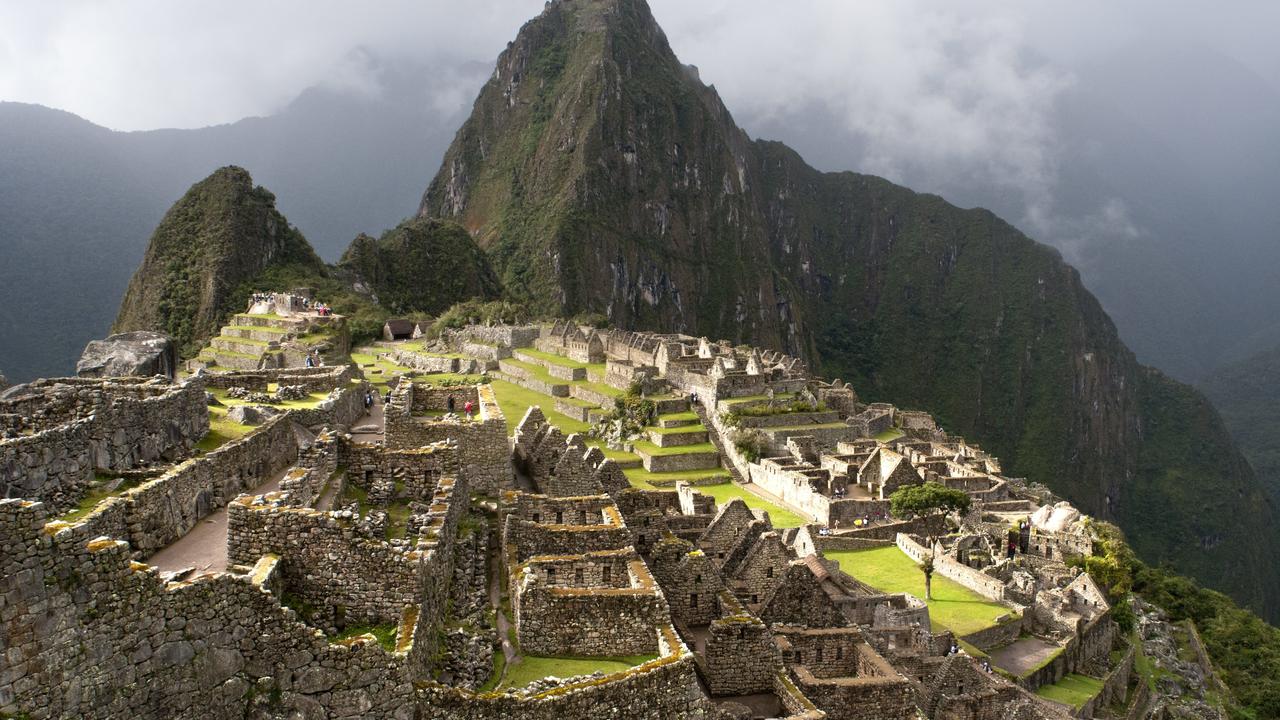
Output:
top-left (305, 354), bottom-right (313, 368)
top-left (447, 396), bottom-right (456, 413)
top-left (464, 400), bottom-right (474, 419)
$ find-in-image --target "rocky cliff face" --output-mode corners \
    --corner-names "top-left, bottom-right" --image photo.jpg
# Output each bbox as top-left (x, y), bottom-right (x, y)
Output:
top-left (113, 166), bottom-right (324, 355)
top-left (419, 0), bottom-right (1278, 617)
top-left (336, 217), bottom-right (500, 315)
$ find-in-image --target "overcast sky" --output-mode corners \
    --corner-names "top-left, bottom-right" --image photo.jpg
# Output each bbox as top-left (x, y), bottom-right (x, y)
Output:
top-left (3, 0), bottom-right (1278, 259)
top-left (3, 1), bottom-right (1277, 131)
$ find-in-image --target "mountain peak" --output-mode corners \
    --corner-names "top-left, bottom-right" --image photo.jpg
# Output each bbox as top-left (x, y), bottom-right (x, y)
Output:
top-left (112, 166), bottom-right (324, 355)
top-left (416, 0), bottom-right (1280, 616)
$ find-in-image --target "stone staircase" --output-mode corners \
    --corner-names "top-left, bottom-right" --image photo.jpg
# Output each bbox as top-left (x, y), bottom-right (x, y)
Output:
top-left (194, 312), bottom-right (347, 372)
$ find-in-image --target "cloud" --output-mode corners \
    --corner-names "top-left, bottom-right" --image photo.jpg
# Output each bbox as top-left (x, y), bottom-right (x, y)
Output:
top-left (0, 0), bottom-right (544, 130)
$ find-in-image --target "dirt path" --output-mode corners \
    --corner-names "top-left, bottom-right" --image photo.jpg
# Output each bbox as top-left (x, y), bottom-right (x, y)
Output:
top-left (146, 466), bottom-right (291, 576)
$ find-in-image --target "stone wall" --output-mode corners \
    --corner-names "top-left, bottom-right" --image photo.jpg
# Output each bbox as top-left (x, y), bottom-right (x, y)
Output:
top-left (0, 376), bottom-right (209, 512)
top-left (897, 534), bottom-right (1009, 604)
top-left (0, 418), bottom-right (94, 513)
top-left (704, 609), bottom-right (780, 695)
top-left (40, 413), bottom-right (301, 558)
top-left (514, 556), bottom-right (666, 656)
top-left (417, 626), bottom-right (714, 720)
top-left (386, 382), bottom-right (509, 493)
top-left (0, 499), bottom-right (422, 720)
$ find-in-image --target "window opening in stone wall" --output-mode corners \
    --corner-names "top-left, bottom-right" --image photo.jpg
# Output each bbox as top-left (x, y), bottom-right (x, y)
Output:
top-left (602, 566), bottom-right (611, 583)
top-left (574, 568), bottom-right (584, 584)
top-left (690, 593), bottom-right (698, 608)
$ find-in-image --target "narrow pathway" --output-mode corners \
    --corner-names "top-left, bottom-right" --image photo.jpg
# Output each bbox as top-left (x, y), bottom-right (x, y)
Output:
top-left (146, 466), bottom-right (291, 576)
top-left (691, 403), bottom-right (745, 483)
top-left (350, 395), bottom-right (385, 444)
top-left (314, 472), bottom-right (342, 512)
top-left (489, 529), bottom-right (519, 677)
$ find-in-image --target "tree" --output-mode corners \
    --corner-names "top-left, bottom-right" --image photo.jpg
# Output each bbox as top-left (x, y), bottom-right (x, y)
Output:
top-left (889, 481), bottom-right (971, 519)
top-left (921, 552), bottom-right (935, 600)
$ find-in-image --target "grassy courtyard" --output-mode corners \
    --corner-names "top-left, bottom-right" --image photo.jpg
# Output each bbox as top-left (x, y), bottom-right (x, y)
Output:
top-left (826, 546), bottom-right (1010, 636)
top-left (500, 654), bottom-right (656, 689)
top-left (1034, 673), bottom-right (1104, 709)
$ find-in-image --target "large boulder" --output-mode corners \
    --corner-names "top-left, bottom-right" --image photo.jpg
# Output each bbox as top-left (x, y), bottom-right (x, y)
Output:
top-left (77, 331), bottom-right (177, 379)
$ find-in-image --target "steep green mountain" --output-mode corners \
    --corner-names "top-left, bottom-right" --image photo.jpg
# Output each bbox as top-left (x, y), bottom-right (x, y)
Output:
top-left (114, 166), bottom-right (325, 356)
top-left (0, 61), bottom-right (474, 382)
top-left (419, 0), bottom-right (1279, 618)
top-left (1202, 345), bottom-right (1280, 504)
top-left (337, 217), bottom-right (500, 315)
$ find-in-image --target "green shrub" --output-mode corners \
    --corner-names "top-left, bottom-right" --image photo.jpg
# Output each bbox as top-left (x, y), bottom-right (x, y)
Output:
top-left (889, 481), bottom-right (971, 518)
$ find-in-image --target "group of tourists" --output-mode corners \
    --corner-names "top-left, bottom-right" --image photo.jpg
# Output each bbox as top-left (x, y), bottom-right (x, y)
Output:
top-left (303, 350), bottom-right (324, 368)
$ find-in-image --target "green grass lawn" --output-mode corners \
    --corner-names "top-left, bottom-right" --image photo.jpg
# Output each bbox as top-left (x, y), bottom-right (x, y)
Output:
top-left (489, 379), bottom-right (591, 435)
top-left (631, 440), bottom-right (717, 456)
top-left (658, 411), bottom-right (699, 424)
top-left (501, 654), bottom-right (655, 689)
top-left (719, 392), bottom-right (797, 406)
top-left (623, 467), bottom-right (732, 489)
top-left (696, 483), bottom-right (810, 528)
top-left (1035, 674), bottom-right (1104, 709)
top-left (826, 546), bottom-right (1011, 636)
top-left (197, 405), bottom-right (253, 452)
top-left (874, 427), bottom-right (905, 442)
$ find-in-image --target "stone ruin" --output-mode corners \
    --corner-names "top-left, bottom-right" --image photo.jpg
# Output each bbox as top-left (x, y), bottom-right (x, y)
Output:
top-left (0, 319), bottom-right (1150, 719)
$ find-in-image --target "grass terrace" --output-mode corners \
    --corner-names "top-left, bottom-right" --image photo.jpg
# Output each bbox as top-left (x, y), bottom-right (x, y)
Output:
top-left (1034, 673), bottom-right (1104, 710)
top-left (623, 467), bottom-right (734, 489)
top-left (518, 348), bottom-right (606, 375)
top-left (826, 546), bottom-right (1011, 636)
top-left (197, 404), bottom-right (254, 452)
top-left (874, 427), bottom-right (905, 442)
top-left (719, 392), bottom-right (798, 407)
top-left (499, 654), bottom-right (657, 689)
top-left (630, 440), bottom-right (717, 456)
top-left (58, 474), bottom-right (147, 522)
top-left (696, 482), bottom-right (809, 529)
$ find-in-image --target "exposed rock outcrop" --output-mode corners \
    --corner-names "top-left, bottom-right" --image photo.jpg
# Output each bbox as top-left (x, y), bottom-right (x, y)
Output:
top-left (76, 331), bottom-right (177, 379)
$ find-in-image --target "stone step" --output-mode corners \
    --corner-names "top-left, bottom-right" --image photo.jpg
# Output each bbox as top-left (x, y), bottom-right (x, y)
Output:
top-left (554, 397), bottom-right (604, 423)
top-left (649, 396), bottom-right (690, 414)
top-left (632, 442), bottom-right (721, 472)
top-left (645, 427), bottom-right (710, 448)
top-left (496, 361), bottom-right (570, 397)
top-left (232, 313), bottom-right (311, 330)
top-left (511, 350), bottom-right (586, 381)
top-left (656, 413), bottom-right (699, 429)
top-left (211, 336), bottom-right (272, 356)
top-left (568, 384), bottom-right (620, 411)
top-left (211, 350), bottom-right (265, 371)
top-left (222, 325), bottom-right (293, 343)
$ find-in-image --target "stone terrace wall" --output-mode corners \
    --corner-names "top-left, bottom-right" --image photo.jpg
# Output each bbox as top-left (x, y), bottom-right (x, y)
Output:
top-left (201, 364), bottom-right (354, 393)
top-left (1, 499), bottom-right (420, 720)
top-left (386, 383), bottom-right (508, 494)
top-left (0, 378), bottom-right (209, 513)
top-left (417, 626), bottom-right (714, 720)
top-left (0, 417), bottom-right (95, 513)
top-left (897, 533), bottom-right (1009, 604)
